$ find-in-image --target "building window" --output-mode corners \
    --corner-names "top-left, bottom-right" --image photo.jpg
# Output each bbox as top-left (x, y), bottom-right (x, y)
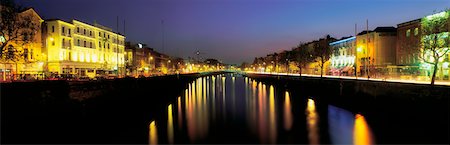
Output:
top-left (406, 29), bottom-right (410, 37)
top-left (99, 32), bottom-right (101, 37)
top-left (108, 35), bottom-right (110, 39)
top-left (68, 29), bottom-right (71, 35)
top-left (99, 42), bottom-right (102, 48)
top-left (89, 31), bottom-right (92, 36)
top-left (108, 43), bottom-right (110, 49)
top-left (69, 40), bottom-right (71, 49)
top-left (62, 26), bottom-right (65, 34)
top-left (77, 39), bottom-right (80, 46)
top-left (104, 33), bottom-right (106, 38)
top-left (52, 26), bottom-right (55, 33)
top-left (30, 49), bottom-right (33, 60)
top-left (84, 41), bottom-right (86, 47)
top-left (90, 42), bottom-right (92, 48)
top-left (414, 28), bottom-right (419, 36)
top-left (62, 38), bottom-right (65, 47)
top-left (77, 27), bottom-right (79, 33)
top-left (23, 48), bottom-right (28, 60)
top-left (83, 29), bottom-right (86, 35)
top-left (68, 52), bottom-right (71, 61)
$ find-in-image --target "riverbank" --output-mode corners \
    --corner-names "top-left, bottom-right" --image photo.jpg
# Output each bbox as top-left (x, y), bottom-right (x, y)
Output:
top-left (1, 71), bottom-right (227, 143)
top-left (243, 72), bottom-right (449, 144)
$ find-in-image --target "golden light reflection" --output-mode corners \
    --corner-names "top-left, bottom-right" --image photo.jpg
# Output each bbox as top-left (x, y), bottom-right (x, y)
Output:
top-left (284, 91), bottom-right (293, 131)
top-left (306, 98), bottom-right (319, 145)
top-left (222, 76), bottom-right (226, 119)
top-left (257, 81), bottom-right (267, 143)
top-left (353, 114), bottom-right (374, 145)
top-left (186, 78), bottom-right (209, 142)
top-left (269, 85), bottom-right (277, 144)
top-left (148, 120), bottom-right (158, 145)
top-left (178, 96), bottom-right (183, 129)
top-left (167, 104), bottom-right (174, 144)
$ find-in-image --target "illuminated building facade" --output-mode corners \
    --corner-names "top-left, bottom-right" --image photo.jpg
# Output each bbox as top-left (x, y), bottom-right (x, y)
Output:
top-left (0, 8), bottom-right (44, 80)
top-left (43, 19), bottom-right (125, 77)
top-left (396, 10), bottom-right (449, 80)
top-left (397, 19), bottom-right (421, 66)
top-left (356, 27), bottom-right (397, 76)
top-left (124, 42), bottom-right (155, 76)
top-left (329, 36), bottom-right (356, 76)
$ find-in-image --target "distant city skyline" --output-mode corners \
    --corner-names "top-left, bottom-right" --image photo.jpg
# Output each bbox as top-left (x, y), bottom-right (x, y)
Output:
top-left (18, 0), bottom-right (449, 64)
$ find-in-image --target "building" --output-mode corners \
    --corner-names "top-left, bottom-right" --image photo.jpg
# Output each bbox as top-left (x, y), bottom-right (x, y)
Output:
top-left (356, 27), bottom-right (397, 77)
top-left (0, 8), bottom-right (44, 81)
top-left (329, 36), bottom-right (356, 76)
top-left (396, 10), bottom-right (450, 80)
top-left (42, 19), bottom-right (125, 78)
top-left (124, 42), bottom-right (156, 76)
top-left (397, 19), bottom-right (421, 66)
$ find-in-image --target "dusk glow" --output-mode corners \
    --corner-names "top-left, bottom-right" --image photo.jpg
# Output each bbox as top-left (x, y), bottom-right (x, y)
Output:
top-left (17, 0), bottom-right (449, 64)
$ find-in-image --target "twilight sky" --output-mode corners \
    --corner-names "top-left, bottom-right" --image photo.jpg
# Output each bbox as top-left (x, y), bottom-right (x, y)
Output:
top-left (18, 0), bottom-right (449, 64)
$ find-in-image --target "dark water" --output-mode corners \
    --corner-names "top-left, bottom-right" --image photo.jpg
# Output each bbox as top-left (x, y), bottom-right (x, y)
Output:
top-left (3, 73), bottom-right (447, 144)
top-left (147, 73), bottom-right (376, 144)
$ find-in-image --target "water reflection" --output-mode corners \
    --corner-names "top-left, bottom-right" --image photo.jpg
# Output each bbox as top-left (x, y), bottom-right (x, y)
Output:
top-left (268, 85), bottom-right (277, 144)
top-left (284, 91), bottom-right (293, 131)
top-left (148, 121), bottom-right (158, 145)
top-left (167, 104), bottom-right (174, 144)
top-left (354, 114), bottom-right (374, 145)
top-left (146, 74), bottom-right (375, 144)
top-left (185, 78), bottom-right (210, 142)
top-left (328, 105), bottom-right (375, 145)
top-left (306, 98), bottom-right (319, 144)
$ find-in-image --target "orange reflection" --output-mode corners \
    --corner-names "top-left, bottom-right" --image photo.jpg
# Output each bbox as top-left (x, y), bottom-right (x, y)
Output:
top-left (353, 114), bottom-right (374, 145)
top-left (306, 98), bottom-right (319, 145)
top-left (167, 104), bottom-right (174, 144)
top-left (148, 120), bottom-right (158, 145)
top-left (284, 91), bottom-right (293, 131)
top-left (186, 77), bottom-right (210, 142)
top-left (257, 82), bottom-right (267, 143)
top-left (178, 96), bottom-right (183, 129)
top-left (269, 85), bottom-right (277, 144)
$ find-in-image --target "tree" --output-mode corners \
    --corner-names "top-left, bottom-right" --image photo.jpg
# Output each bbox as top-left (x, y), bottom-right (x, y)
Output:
top-left (419, 10), bottom-right (450, 85)
top-left (313, 35), bottom-right (334, 77)
top-left (293, 42), bottom-right (313, 76)
top-left (1, 0), bottom-right (39, 78)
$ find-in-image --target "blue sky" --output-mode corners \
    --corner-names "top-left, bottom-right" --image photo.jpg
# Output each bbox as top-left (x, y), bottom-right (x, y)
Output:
top-left (19, 0), bottom-right (450, 64)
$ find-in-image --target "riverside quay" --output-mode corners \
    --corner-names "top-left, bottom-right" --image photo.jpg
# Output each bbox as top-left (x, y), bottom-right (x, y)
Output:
top-left (1, 0), bottom-right (449, 144)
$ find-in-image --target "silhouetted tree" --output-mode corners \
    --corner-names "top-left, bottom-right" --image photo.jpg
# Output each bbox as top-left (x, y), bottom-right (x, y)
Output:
top-left (293, 42), bottom-right (313, 76)
top-left (313, 35), bottom-right (334, 77)
top-left (1, 0), bottom-right (39, 79)
top-left (419, 10), bottom-right (450, 85)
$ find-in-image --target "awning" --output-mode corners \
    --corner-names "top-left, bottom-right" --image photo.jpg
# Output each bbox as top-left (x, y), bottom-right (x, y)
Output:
top-left (341, 66), bottom-right (352, 72)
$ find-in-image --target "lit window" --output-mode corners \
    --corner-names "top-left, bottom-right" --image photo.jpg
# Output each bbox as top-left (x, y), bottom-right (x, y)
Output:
top-left (406, 29), bottom-right (410, 37)
top-left (414, 28), bottom-right (419, 36)
top-left (30, 49), bottom-right (33, 59)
